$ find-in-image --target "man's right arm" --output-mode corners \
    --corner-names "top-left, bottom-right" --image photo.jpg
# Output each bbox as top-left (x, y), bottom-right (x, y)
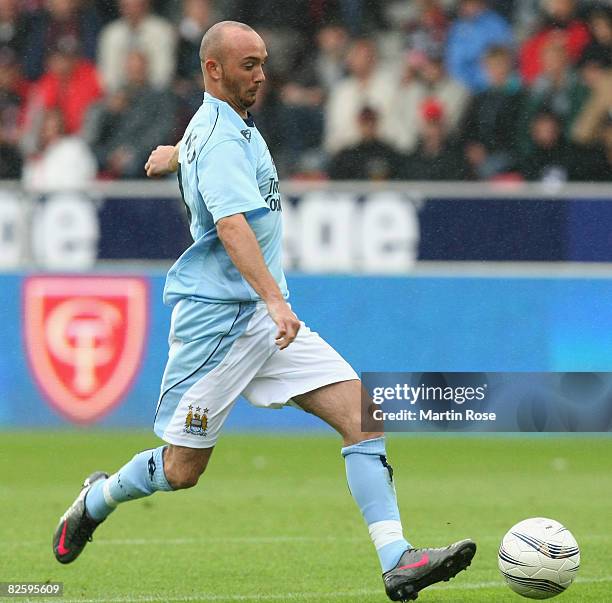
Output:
top-left (216, 213), bottom-right (300, 350)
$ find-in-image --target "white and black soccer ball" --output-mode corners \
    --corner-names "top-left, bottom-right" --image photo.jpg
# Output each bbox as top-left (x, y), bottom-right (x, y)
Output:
top-left (498, 517), bottom-right (580, 599)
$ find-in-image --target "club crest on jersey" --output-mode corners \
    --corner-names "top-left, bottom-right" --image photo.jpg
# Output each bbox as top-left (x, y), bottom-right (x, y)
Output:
top-left (23, 276), bottom-right (148, 424)
top-left (240, 129), bottom-right (252, 142)
top-left (184, 404), bottom-right (209, 436)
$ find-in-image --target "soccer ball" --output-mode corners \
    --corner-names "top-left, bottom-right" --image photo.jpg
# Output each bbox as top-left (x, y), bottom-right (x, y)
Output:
top-left (498, 517), bottom-right (580, 599)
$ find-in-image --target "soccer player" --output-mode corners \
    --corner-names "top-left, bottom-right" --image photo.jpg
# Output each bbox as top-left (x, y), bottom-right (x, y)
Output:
top-left (52, 21), bottom-right (476, 601)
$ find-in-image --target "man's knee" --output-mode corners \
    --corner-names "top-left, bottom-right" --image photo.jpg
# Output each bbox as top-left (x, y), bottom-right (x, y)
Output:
top-left (325, 387), bottom-right (384, 446)
top-left (333, 383), bottom-right (383, 445)
top-left (339, 395), bottom-right (386, 445)
top-left (163, 444), bottom-right (213, 490)
top-left (295, 379), bottom-right (384, 446)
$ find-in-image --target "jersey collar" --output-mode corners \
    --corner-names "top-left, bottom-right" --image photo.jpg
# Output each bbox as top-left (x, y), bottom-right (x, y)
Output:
top-left (203, 92), bottom-right (255, 127)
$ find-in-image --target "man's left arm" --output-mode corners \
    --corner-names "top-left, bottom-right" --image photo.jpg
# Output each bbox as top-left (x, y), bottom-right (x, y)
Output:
top-left (145, 141), bottom-right (181, 177)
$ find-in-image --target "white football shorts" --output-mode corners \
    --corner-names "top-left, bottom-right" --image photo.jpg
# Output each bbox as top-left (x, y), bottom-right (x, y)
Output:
top-left (153, 299), bottom-right (358, 448)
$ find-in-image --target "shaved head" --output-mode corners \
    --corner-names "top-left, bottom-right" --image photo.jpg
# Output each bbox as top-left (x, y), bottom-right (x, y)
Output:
top-left (199, 20), bottom-right (257, 63)
top-left (198, 20), bottom-right (267, 117)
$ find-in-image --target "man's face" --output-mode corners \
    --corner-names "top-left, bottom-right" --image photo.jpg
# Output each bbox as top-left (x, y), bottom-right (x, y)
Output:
top-left (47, 0), bottom-right (78, 20)
top-left (592, 14), bottom-right (612, 43)
top-left (0, 61), bottom-right (17, 89)
top-left (347, 41), bottom-right (377, 79)
top-left (545, 0), bottom-right (575, 21)
top-left (485, 54), bottom-right (511, 86)
top-left (184, 0), bottom-right (210, 26)
top-left (542, 40), bottom-right (568, 75)
top-left (48, 51), bottom-right (75, 77)
top-left (532, 115), bottom-right (560, 147)
top-left (317, 25), bottom-right (348, 54)
top-left (120, 0), bottom-right (148, 21)
top-left (217, 31), bottom-right (267, 111)
top-left (0, 0), bottom-right (18, 19)
top-left (420, 57), bottom-right (443, 83)
top-left (460, 0), bottom-right (484, 19)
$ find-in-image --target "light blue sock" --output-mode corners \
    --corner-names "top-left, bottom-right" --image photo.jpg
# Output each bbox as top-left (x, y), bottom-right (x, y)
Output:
top-left (342, 437), bottom-right (410, 572)
top-left (85, 446), bottom-right (173, 522)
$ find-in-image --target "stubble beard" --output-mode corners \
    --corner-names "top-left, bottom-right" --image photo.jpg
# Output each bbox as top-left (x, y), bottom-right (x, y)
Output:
top-left (224, 74), bottom-right (256, 111)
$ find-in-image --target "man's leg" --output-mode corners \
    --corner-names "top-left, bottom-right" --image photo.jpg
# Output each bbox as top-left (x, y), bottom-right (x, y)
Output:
top-left (294, 379), bottom-right (476, 602)
top-left (85, 445), bottom-right (213, 519)
top-left (293, 379), bottom-right (410, 572)
top-left (53, 445), bottom-right (212, 564)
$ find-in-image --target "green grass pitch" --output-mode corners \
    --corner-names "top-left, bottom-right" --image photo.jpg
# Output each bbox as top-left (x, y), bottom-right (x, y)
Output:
top-left (1, 432), bottom-right (611, 602)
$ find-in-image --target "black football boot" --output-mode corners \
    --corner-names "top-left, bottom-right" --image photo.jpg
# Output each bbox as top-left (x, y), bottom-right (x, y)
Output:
top-left (383, 538), bottom-right (477, 601)
top-left (53, 471), bottom-right (108, 564)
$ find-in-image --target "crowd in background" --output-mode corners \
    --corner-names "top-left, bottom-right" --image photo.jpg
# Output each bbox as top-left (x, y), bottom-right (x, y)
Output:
top-left (0, 0), bottom-right (610, 189)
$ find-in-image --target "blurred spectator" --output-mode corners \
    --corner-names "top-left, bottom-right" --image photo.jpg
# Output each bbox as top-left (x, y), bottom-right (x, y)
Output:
top-left (83, 50), bottom-right (176, 178)
top-left (93, 0), bottom-right (120, 24)
top-left (0, 130), bottom-right (21, 179)
top-left (588, 119), bottom-right (612, 181)
top-left (402, 0), bottom-right (449, 58)
top-left (24, 36), bottom-right (101, 139)
top-left (22, 107), bottom-right (96, 191)
top-left (445, 0), bottom-right (513, 91)
top-left (24, 0), bottom-right (100, 81)
top-left (290, 23), bottom-right (350, 96)
top-left (0, 0), bottom-right (29, 58)
top-left (579, 6), bottom-right (612, 69)
top-left (518, 109), bottom-right (590, 182)
top-left (231, 0), bottom-right (384, 38)
top-left (512, 0), bottom-right (542, 41)
top-left (2, 0), bottom-right (605, 182)
top-left (174, 0), bottom-right (214, 123)
top-left (98, 0), bottom-right (176, 92)
top-left (229, 0), bottom-right (309, 30)
top-left (276, 23), bottom-right (350, 170)
top-left (461, 45), bottom-right (525, 178)
top-left (0, 48), bottom-right (25, 177)
top-left (572, 52), bottom-right (612, 147)
top-left (248, 79), bottom-right (286, 168)
top-left (324, 38), bottom-right (399, 155)
top-left (176, 0), bottom-right (214, 82)
top-left (151, 0), bottom-right (185, 23)
top-left (228, 1), bottom-right (308, 78)
top-left (525, 38), bottom-right (589, 142)
top-left (520, 0), bottom-right (590, 84)
top-left (328, 106), bottom-right (403, 180)
top-left (394, 47), bottom-right (469, 153)
top-left (402, 98), bottom-right (467, 180)
top-left (14, 0), bottom-right (44, 11)
top-left (487, 0), bottom-right (515, 24)
top-left (334, 0), bottom-right (387, 36)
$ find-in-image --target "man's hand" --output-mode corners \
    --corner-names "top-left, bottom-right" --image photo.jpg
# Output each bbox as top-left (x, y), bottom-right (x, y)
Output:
top-left (145, 144), bottom-right (179, 177)
top-left (266, 298), bottom-right (301, 350)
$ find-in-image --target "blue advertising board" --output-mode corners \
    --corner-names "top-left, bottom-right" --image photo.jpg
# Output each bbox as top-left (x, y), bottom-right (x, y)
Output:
top-left (1, 273), bottom-right (612, 430)
top-left (3, 190), bottom-right (611, 272)
top-left (95, 196), bottom-right (612, 263)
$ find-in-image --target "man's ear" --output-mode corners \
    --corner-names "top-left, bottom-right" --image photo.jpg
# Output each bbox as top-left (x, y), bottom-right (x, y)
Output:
top-left (204, 58), bottom-right (222, 81)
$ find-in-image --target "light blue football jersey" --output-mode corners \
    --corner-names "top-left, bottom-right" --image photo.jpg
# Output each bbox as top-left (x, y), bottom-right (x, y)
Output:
top-left (163, 92), bottom-right (288, 306)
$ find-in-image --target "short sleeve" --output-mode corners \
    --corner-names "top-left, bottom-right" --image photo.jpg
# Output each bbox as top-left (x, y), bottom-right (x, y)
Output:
top-left (196, 139), bottom-right (268, 223)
